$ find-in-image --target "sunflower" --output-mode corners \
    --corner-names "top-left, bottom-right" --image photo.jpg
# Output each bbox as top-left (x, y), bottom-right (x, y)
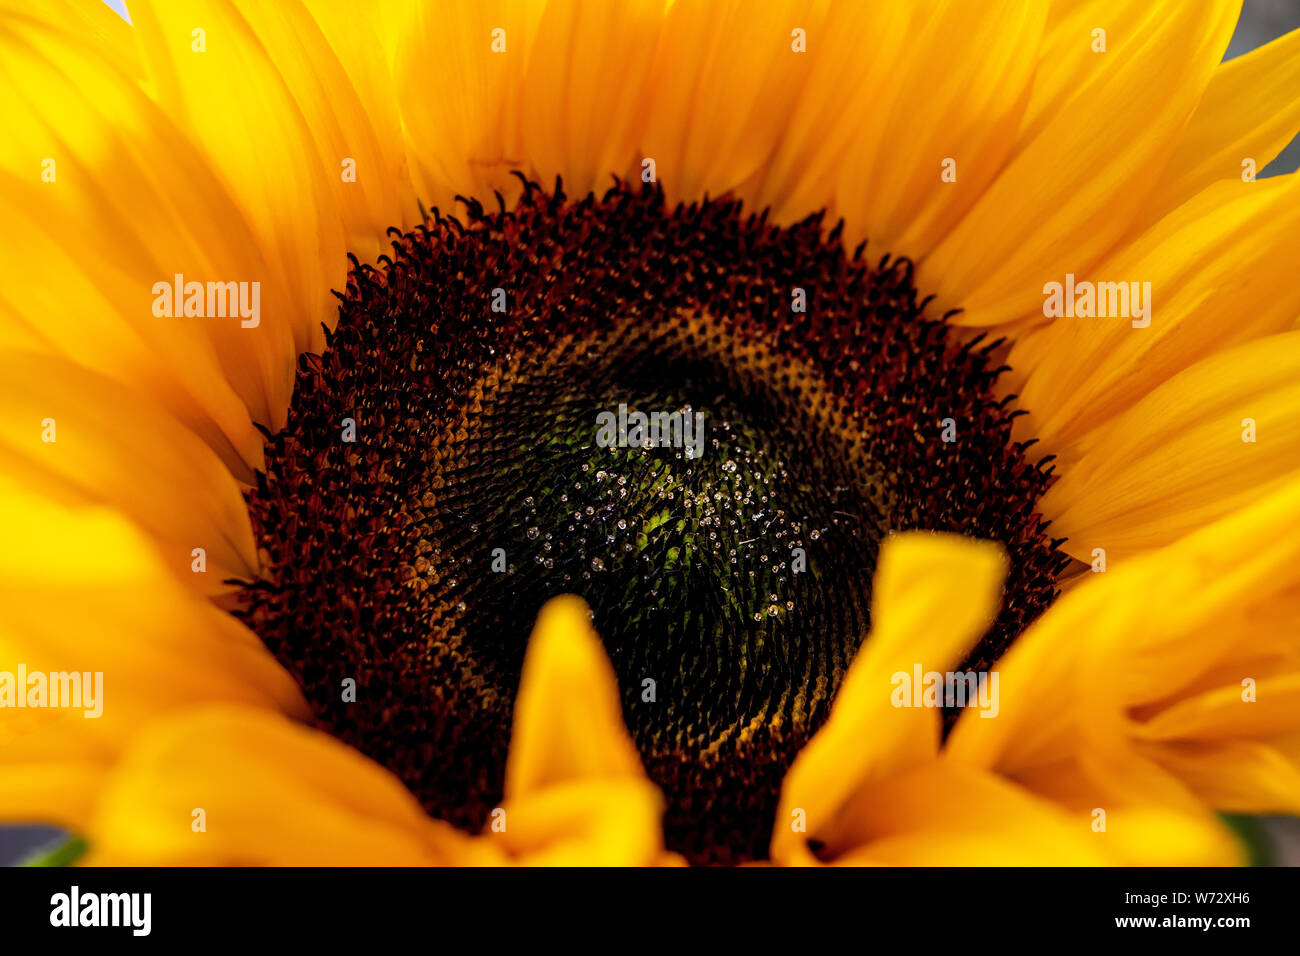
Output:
top-left (2, 0), bottom-right (1299, 866)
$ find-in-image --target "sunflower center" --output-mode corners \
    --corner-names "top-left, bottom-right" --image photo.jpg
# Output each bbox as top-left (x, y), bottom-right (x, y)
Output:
top-left (239, 179), bottom-right (1065, 864)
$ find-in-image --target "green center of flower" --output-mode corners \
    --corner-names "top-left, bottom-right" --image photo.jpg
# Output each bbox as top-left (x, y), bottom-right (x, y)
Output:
top-left (239, 179), bottom-right (1065, 864)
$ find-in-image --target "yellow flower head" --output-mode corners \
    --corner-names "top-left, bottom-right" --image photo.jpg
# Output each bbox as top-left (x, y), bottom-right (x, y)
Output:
top-left (2, 0), bottom-right (1299, 866)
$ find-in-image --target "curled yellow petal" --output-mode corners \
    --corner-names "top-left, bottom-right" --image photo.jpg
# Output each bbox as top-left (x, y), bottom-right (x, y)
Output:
top-left (496, 595), bottom-right (670, 864)
top-left (506, 595), bottom-right (645, 794)
top-left (950, 477), bottom-right (1300, 826)
top-left (772, 533), bottom-right (1005, 864)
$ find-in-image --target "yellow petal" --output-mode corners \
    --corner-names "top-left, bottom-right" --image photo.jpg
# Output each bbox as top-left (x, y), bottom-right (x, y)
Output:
top-left (0, 351), bottom-right (257, 595)
top-left (1008, 175), bottom-right (1300, 454)
top-left (1139, 739), bottom-right (1300, 816)
top-left (490, 778), bottom-right (668, 867)
top-left (637, 0), bottom-right (822, 207)
top-left (0, 0), bottom-right (142, 78)
top-left (1147, 25), bottom-right (1300, 221)
top-left (1135, 674), bottom-right (1300, 743)
top-left (0, 480), bottom-right (305, 829)
top-left (1092, 806), bottom-right (1243, 866)
top-left (505, 595), bottom-right (646, 795)
top-left (520, 0), bottom-right (663, 198)
top-left (392, 0), bottom-right (545, 210)
top-left (1041, 330), bottom-right (1300, 562)
top-left (127, 0), bottom-right (348, 362)
top-left (1093, 479), bottom-right (1300, 711)
top-left (747, 0), bottom-right (913, 225)
top-left (4, 7), bottom-right (298, 420)
top-left (1017, 0), bottom-right (1159, 143)
top-left (922, 0), bottom-right (1240, 327)
top-left (224, 0), bottom-right (416, 263)
top-left (0, 765), bottom-right (105, 830)
top-left (943, 574), bottom-right (1135, 778)
top-left (496, 595), bottom-right (670, 864)
top-left (771, 532), bottom-right (1005, 863)
top-left (834, 0), bottom-right (1046, 262)
top-left (0, 13), bottom-right (272, 471)
top-left (950, 477), bottom-right (1300, 817)
top-left (973, 752), bottom-right (1242, 865)
top-left (801, 761), bottom-right (1112, 866)
top-left (85, 705), bottom-right (495, 865)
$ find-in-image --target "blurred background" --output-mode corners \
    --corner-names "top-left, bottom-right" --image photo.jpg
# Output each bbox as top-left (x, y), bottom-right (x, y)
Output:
top-left (2, 0), bottom-right (1298, 866)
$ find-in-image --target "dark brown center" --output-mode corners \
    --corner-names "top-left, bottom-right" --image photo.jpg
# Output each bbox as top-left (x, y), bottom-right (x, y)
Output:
top-left (237, 179), bottom-right (1066, 864)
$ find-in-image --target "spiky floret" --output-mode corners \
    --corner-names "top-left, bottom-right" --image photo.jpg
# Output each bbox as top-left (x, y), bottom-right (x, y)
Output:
top-left (239, 179), bottom-right (1066, 864)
